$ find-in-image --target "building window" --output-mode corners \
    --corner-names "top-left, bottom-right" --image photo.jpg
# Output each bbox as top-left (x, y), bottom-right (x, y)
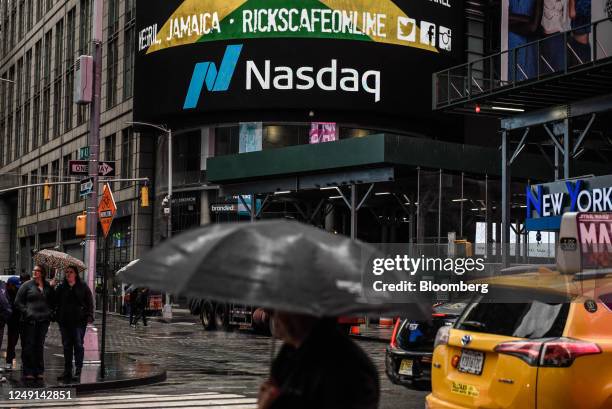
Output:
top-left (15, 107), bottom-right (21, 159)
top-left (22, 101), bottom-right (29, 154)
top-left (39, 164), bottom-right (48, 212)
top-left (15, 58), bottom-right (22, 159)
top-left (50, 160), bottom-right (59, 209)
top-left (30, 169), bottom-right (37, 215)
top-left (20, 174), bottom-right (28, 217)
top-left (105, 133), bottom-right (116, 161)
top-left (62, 154), bottom-right (71, 205)
top-left (2, 4), bottom-right (8, 56)
top-left (106, 38), bottom-right (118, 109)
top-left (64, 8), bottom-right (75, 131)
top-left (41, 30), bottom-right (52, 144)
top-left (10, 6), bottom-right (16, 50)
top-left (18, 0), bottom-right (24, 39)
top-left (106, 0), bottom-right (119, 109)
top-left (52, 80), bottom-right (61, 137)
top-left (35, 0), bottom-right (42, 22)
top-left (26, 0), bottom-right (32, 32)
top-left (123, 0), bottom-right (135, 100)
top-left (32, 41), bottom-right (41, 149)
top-left (78, 0), bottom-right (91, 55)
top-left (6, 66), bottom-right (14, 163)
top-left (120, 128), bottom-right (132, 188)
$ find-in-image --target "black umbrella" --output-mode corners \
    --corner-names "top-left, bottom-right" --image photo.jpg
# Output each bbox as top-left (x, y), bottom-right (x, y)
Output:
top-left (121, 220), bottom-right (427, 318)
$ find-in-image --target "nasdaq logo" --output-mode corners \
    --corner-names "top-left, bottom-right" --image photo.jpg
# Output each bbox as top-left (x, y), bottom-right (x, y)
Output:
top-left (183, 44), bottom-right (243, 109)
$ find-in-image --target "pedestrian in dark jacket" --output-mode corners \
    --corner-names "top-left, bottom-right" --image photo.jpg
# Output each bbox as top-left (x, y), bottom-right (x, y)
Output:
top-left (131, 288), bottom-right (149, 327)
top-left (15, 265), bottom-right (55, 380)
top-left (54, 266), bottom-right (94, 380)
top-left (5, 276), bottom-right (22, 370)
top-left (0, 280), bottom-right (13, 355)
top-left (258, 312), bottom-right (380, 409)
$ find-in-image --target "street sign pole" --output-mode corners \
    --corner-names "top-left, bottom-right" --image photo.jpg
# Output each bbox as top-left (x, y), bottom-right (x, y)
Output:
top-left (84, 0), bottom-right (103, 364)
top-left (100, 234), bottom-right (109, 377)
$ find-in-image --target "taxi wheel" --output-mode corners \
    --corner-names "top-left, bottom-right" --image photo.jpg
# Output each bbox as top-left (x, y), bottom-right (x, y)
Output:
top-left (200, 301), bottom-right (215, 330)
top-left (214, 304), bottom-right (230, 331)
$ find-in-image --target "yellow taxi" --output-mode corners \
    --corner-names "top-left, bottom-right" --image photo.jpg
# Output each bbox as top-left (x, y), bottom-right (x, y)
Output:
top-left (426, 213), bottom-right (612, 409)
top-left (426, 271), bottom-right (612, 409)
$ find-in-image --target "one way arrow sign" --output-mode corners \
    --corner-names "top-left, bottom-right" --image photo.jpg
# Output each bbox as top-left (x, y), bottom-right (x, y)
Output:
top-left (98, 162), bottom-right (115, 176)
top-left (68, 160), bottom-right (116, 177)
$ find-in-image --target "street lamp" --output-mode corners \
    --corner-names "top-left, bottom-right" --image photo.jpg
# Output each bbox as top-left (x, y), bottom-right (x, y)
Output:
top-left (126, 121), bottom-right (173, 321)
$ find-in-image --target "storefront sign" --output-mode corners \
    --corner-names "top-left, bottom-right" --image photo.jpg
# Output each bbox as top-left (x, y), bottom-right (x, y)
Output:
top-left (577, 212), bottom-right (612, 270)
top-left (211, 203), bottom-right (238, 213)
top-left (135, 0), bottom-right (463, 126)
top-left (526, 175), bottom-right (612, 231)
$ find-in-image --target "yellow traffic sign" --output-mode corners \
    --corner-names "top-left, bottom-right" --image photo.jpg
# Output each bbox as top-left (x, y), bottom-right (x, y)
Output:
top-left (98, 183), bottom-right (117, 238)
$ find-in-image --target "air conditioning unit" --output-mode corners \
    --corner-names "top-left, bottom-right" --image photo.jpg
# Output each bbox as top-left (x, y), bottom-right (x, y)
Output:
top-left (74, 55), bottom-right (93, 105)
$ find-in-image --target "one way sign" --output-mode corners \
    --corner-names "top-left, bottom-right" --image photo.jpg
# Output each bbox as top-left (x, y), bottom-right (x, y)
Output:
top-left (69, 160), bottom-right (116, 177)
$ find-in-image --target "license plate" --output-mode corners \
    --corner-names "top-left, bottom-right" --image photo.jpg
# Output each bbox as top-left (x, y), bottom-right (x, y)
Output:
top-left (398, 359), bottom-right (413, 376)
top-left (458, 349), bottom-right (484, 375)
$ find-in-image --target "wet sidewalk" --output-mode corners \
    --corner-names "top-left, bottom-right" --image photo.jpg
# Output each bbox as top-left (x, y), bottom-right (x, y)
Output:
top-left (0, 346), bottom-right (166, 396)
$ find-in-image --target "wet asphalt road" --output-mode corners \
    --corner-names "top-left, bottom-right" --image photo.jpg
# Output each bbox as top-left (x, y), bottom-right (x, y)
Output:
top-left (42, 312), bottom-right (428, 408)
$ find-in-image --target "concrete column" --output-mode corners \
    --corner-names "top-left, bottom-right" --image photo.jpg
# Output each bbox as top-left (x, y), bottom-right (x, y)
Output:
top-left (0, 199), bottom-right (10, 272)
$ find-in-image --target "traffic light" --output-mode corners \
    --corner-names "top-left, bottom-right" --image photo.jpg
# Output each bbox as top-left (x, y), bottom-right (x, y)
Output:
top-left (140, 185), bottom-right (149, 208)
top-left (43, 180), bottom-right (51, 201)
top-left (76, 212), bottom-right (87, 237)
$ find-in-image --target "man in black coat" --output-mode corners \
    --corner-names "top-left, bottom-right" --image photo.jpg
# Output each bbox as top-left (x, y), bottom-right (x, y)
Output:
top-left (54, 266), bottom-right (94, 381)
top-left (258, 313), bottom-right (380, 409)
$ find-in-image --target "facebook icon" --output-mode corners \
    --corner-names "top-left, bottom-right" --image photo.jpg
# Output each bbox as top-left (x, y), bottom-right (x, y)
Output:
top-left (183, 44), bottom-right (243, 109)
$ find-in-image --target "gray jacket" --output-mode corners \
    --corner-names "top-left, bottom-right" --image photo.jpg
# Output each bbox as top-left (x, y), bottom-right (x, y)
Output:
top-left (15, 280), bottom-right (55, 322)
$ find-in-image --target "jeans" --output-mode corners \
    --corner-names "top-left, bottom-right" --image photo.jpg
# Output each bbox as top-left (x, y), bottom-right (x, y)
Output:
top-left (6, 321), bottom-right (19, 364)
top-left (20, 321), bottom-right (50, 376)
top-left (59, 325), bottom-right (87, 372)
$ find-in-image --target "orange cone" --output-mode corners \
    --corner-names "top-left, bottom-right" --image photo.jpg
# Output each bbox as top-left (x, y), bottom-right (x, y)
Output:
top-left (350, 325), bottom-right (361, 335)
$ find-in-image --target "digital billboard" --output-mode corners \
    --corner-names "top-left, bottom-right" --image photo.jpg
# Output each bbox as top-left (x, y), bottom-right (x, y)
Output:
top-left (134, 0), bottom-right (463, 126)
top-left (501, 0), bottom-right (611, 80)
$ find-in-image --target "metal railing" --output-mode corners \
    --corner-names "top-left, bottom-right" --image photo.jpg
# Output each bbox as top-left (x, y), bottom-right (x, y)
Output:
top-left (433, 17), bottom-right (612, 109)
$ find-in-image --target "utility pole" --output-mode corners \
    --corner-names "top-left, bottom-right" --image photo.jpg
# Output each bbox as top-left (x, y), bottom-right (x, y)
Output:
top-left (83, 0), bottom-right (104, 363)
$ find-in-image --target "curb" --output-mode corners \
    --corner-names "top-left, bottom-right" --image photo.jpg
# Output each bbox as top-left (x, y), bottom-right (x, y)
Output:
top-left (63, 370), bottom-right (168, 394)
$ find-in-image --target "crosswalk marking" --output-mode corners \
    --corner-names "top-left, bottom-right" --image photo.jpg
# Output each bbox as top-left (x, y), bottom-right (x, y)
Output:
top-left (0, 392), bottom-right (258, 408)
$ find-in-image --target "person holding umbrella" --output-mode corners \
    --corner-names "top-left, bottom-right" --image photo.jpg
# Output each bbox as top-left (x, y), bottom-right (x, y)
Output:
top-left (15, 265), bottom-right (55, 380)
top-left (258, 311), bottom-right (380, 409)
top-left (120, 221), bottom-right (429, 408)
top-left (54, 265), bottom-right (94, 381)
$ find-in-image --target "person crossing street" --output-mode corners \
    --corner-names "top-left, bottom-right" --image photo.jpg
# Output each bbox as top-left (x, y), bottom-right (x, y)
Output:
top-left (54, 266), bottom-right (94, 381)
top-left (4, 276), bottom-right (22, 370)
